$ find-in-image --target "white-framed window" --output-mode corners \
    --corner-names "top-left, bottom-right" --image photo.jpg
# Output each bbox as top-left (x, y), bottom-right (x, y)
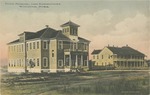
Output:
top-left (14, 46), bottom-right (15, 52)
top-left (73, 43), bottom-right (77, 50)
top-left (19, 59), bottom-right (21, 66)
top-left (17, 45), bottom-right (18, 52)
top-left (37, 42), bottom-right (39, 49)
top-left (33, 59), bottom-right (35, 66)
top-left (84, 43), bottom-right (87, 50)
top-left (14, 60), bottom-right (16, 67)
top-left (43, 41), bottom-right (48, 49)
top-left (58, 60), bottom-right (63, 67)
top-left (30, 43), bottom-right (32, 50)
top-left (93, 55), bottom-right (95, 59)
top-left (26, 43), bottom-right (28, 51)
top-left (22, 44), bottom-right (23, 52)
top-left (21, 59), bottom-right (24, 67)
top-left (58, 41), bottom-right (63, 49)
top-left (52, 50), bottom-right (54, 57)
top-left (102, 55), bottom-right (103, 59)
top-left (37, 58), bottom-right (39, 66)
top-left (33, 42), bottom-right (35, 49)
top-left (19, 45), bottom-right (21, 52)
top-left (43, 57), bottom-right (48, 67)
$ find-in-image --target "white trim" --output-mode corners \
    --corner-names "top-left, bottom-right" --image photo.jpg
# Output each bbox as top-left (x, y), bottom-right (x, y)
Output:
top-left (8, 68), bottom-right (26, 73)
top-left (58, 60), bottom-right (63, 67)
top-left (58, 40), bottom-right (63, 49)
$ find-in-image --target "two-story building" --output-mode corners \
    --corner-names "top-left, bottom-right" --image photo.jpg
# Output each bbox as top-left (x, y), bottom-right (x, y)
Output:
top-left (8, 21), bottom-right (90, 73)
top-left (91, 45), bottom-right (146, 69)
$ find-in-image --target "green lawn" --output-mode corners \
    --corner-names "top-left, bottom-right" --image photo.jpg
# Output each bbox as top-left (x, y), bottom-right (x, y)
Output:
top-left (1, 70), bottom-right (150, 95)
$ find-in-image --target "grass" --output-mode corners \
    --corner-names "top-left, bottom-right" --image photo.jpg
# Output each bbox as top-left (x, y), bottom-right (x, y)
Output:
top-left (1, 70), bottom-right (150, 95)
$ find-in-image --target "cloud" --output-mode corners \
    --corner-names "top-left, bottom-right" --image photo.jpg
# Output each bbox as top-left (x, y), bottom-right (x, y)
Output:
top-left (75, 9), bottom-right (114, 36)
top-left (110, 13), bottom-right (149, 37)
top-left (87, 13), bottom-right (149, 58)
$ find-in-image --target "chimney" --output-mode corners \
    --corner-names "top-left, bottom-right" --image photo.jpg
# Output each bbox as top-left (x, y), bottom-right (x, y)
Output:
top-left (45, 25), bottom-right (49, 28)
top-left (126, 44), bottom-right (128, 47)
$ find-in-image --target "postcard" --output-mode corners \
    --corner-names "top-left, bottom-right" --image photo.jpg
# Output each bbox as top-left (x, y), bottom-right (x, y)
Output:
top-left (0, 0), bottom-right (149, 95)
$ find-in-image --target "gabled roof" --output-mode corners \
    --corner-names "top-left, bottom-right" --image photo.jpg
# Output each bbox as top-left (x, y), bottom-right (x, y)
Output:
top-left (8, 23), bottom-right (89, 44)
top-left (91, 50), bottom-right (102, 54)
top-left (18, 32), bottom-right (35, 36)
top-left (26, 27), bottom-right (58, 39)
top-left (8, 39), bottom-right (19, 44)
top-left (54, 31), bottom-right (70, 40)
top-left (78, 37), bottom-right (90, 42)
top-left (107, 46), bottom-right (145, 56)
top-left (60, 21), bottom-right (80, 27)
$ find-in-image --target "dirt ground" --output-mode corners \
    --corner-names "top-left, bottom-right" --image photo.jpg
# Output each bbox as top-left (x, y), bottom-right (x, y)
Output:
top-left (1, 70), bottom-right (150, 95)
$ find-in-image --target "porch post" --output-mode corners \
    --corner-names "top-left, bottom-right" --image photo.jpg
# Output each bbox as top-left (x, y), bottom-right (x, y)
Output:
top-left (69, 54), bottom-right (72, 67)
top-left (75, 55), bottom-right (78, 67)
top-left (87, 56), bottom-right (89, 67)
top-left (81, 55), bottom-right (83, 66)
top-left (64, 55), bottom-right (65, 66)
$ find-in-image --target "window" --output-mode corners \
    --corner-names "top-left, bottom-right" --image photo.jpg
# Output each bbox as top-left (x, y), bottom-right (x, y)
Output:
top-left (52, 50), bottom-right (54, 57)
top-left (14, 46), bottom-right (15, 52)
top-left (43, 57), bottom-right (48, 67)
top-left (19, 45), bottom-right (21, 52)
top-left (74, 43), bottom-right (77, 50)
top-left (22, 44), bottom-right (23, 52)
top-left (73, 29), bottom-right (77, 35)
top-left (97, 55), bottom-right (99, 59)
top-left (58, 60), bottom-right (63, 67)
top-left (33, 59), bottom-right (35, 66)
top-left (14, 60), bottom-right (16, 67)
top-left (93, 55), bottom-right (95, 59)
top-left (30, 43), bottom-right (32, 49)
top-left (37, 58), bottom-right (39, 66)
top-left (37, 42), bottom-right (39, 49)
top-left (17, 45), bottom-right (18, 52)
top-left (12, 46), bottom-right (14, 51)
top-left (8, 46), bottom-right (10, 52)
top-left (19, 59), bottom-right (21, 66)
top-left (21, 59), bottom-right (23, 67)
top-left (33, 42), bottom-right (35, 49)
top-left (43, 41), bottom-right (48, 49)
top-left (52, 53), bottom-right (54, 57)
top-left (63, 29), bottom-right (65, 33)
top-left (26, 43), bottom-right (28, 51)
top-left (84, 43), bottom-right (87, 50)
top-left (58, 41), bottom-right (63, 49)
top-left (108, 55), bottom-right (110, 59)
top-left (84, 60), bottom-right (87, 66)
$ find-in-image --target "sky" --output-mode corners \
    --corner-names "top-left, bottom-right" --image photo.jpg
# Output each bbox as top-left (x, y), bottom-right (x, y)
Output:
top-left (0, 0), bottom-right (150, 65)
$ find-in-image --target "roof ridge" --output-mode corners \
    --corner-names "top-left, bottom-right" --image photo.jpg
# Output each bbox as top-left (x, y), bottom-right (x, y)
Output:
top-left (39, 28), bottom-right (49, 38)
top-left (55, 31), bottom-right (61, 38)
top-left (123, 46), bottom-right (145, 55)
